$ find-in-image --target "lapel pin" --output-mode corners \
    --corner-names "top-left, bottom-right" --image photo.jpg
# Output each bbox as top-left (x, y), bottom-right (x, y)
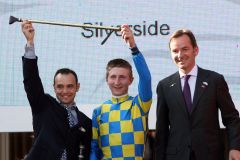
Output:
top-left (201, 81), bottom-right (208, 88)
top-left (202, 81), bottom-right (208, 86)
top-left (170, 83), bottom-right (176, 87)
top-left (79, 126), bottom-right (86, 132)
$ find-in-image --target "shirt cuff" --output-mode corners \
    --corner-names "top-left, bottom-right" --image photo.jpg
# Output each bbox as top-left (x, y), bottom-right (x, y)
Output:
top-left (24, 43), bottom-right (36, 59)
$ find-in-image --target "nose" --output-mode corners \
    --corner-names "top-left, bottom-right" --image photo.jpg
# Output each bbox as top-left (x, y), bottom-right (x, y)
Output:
top-left (62, 87), bottom-right (68, 93)
top-left (114, 77), bottom-right (121, 85)
top-left (177, 51), bottom-right (183, 59)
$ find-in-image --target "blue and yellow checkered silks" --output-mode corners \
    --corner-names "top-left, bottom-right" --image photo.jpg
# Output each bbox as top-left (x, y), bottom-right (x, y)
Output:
top-left (90, 52), bottom-right (152, 160)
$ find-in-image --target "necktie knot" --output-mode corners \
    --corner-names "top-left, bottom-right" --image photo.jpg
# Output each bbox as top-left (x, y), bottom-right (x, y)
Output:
top-left (66, 105), bottom-right (76, 111)
top-left (185, 75), bottom-right (191, 82)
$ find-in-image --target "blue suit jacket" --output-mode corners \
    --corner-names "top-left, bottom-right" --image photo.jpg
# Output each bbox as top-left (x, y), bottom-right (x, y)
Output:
top-left (23, 57), bottom-right (92, 160)
top-left (155, 67), bottom-right (240, 160)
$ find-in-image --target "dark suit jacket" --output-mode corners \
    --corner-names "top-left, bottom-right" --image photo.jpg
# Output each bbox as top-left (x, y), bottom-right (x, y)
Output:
top-left (155, 67), bottom-right (240, 160)
top-left (22, 57), bottom-right (92, 160)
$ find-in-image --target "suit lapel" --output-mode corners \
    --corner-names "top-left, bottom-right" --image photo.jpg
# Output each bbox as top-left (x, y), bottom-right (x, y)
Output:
top-left (52, 100), bottom-right (69, 128)
top-left (48, 98), bottom-right (69, 139)
top-left (76, 107), bottom-right (83, 126)
top-left (192, 67), bottom-right (209, 113)
top-left (75, 107), bottom-right (87, 133)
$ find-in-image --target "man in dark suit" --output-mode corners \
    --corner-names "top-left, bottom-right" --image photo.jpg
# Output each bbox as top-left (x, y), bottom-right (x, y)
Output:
top-left (155, 29), bottom-right (240, 160)
top-left (21, 20), bottom-right (92, 160)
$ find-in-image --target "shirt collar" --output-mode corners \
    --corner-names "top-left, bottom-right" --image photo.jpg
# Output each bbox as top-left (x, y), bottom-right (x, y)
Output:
top-left (179, 65), bottom-right (198, 78)
top-left (111, 94), bottom-right (129, 104)
top-left (57, 99), bottom-right (76, 110)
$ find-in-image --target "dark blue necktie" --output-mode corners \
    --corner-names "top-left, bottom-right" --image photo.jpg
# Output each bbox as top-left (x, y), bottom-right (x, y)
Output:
top-left (183, 75), bottom-right (192, 113)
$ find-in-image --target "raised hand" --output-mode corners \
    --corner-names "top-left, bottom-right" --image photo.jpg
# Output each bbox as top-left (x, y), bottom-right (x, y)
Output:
top-left (21, 20), bottom-right (35, 45)
top-left (121, 24), bottom-right (136, 48)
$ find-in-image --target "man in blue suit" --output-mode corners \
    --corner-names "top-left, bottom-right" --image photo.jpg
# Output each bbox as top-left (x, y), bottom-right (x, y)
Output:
top-left (155, 29), bottom-right (240, 160)
top-left (21, 20), bottom-right (92, 160)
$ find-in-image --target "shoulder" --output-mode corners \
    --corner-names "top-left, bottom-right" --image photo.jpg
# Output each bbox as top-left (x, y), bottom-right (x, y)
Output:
top-left (30, 94), bottom-right (56, 113)
top-left (93, 105), bottom-right (102, 114)
top-left (93, 100), bottom-right (112, 115)
top-left (157, 72), bottom-right (178, 87)
top-left (45, 94), bottom-right (62, 107)
top-left (45, 93), bottom-right (56, 100)
top-left (78, 110), bottom-right (92, 125)
top-left (79, 110), bottom-right (91, 119)
top-left (198, 67), bottom-right (224, 79)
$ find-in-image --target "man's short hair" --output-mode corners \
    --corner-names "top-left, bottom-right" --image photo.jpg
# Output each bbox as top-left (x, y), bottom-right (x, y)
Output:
top-left (53, 68), bottom-right (78, 85)
top-left (169, 29), bottom-right (198, 48)
top-left (106, 58), bottom-right (133, 79)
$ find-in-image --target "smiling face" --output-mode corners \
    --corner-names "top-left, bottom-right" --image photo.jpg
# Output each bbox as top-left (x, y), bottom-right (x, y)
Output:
top-left (107, 67), bottom-right (133, 96)
top-left (106, 58), bottom-right (133, 97)
top-left (53, 73), bottom-right (80, 105)
top-left (170, 34), bottom-right (199, 74)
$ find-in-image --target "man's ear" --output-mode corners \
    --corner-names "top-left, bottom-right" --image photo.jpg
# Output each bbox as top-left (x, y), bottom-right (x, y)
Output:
top-left (76, 83), bottom-right (80, 92)
top-left (53, 84), bottom-right (56, 92)
top-left (194, 46), bottom-right (199, 56)
top-left (130, 77), bottom-right (134, 85)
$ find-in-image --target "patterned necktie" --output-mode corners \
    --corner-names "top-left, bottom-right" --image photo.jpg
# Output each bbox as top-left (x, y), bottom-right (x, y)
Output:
top-left (183, 75), bottom-right (192, 113)
top-left (66, 106), bottom-right (76, 127)
top-left (60, 106), bottom-right (77, 160)
top-left (61, 150), bottom-right (67, 160)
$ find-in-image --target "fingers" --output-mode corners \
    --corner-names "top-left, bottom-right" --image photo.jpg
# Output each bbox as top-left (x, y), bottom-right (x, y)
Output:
top-left (21, 20), bottom-right (35, 44)
top-left (121, 24), bottom-right (136, 48)
top-left (120, 24), bottom-right (132, 43)
top-left (121, 24), bottom-right (130, 41)
top-left (22, 20), bottom-right (35, 33)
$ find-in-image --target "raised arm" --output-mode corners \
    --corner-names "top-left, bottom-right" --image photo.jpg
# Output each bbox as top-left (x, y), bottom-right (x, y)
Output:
top-left (22, 21), bottom-right (45, 113)
top-left (121, 24), bottom-right (152, 113)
